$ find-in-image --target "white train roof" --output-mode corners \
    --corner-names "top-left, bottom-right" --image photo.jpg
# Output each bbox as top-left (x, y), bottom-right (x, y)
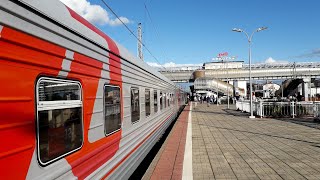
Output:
top-left (15, 0), bottom-right (174, 86)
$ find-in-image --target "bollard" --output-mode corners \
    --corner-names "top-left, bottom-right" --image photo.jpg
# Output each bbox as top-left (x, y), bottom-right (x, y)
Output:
top-left (291, 101), bottom-right (295, 118)
top-left (313, 101), bottom-right (317, 118)
top-left (260, 101), bottom-right (263, 118)
top-left (241, 101), bottom-right (243, 112)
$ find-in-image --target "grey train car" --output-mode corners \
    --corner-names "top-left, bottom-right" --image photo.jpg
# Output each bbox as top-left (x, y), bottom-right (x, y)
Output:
top-left (0, 0), bottom-right (187, 179)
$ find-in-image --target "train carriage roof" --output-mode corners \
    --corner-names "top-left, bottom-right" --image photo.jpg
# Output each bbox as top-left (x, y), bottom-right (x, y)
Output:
top-left (12, 0), bottom-right (174, 86)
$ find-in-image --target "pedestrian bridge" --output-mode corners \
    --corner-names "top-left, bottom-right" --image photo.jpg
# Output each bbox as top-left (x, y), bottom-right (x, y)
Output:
top-left (157, 62), bottom-right (320, 82)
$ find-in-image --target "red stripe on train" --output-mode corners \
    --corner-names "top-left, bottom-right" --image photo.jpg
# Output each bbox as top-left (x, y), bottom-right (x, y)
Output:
top-left (65, 6), bottom-right (122, 83)
top-left (65, 52), bottom-right (121, 180)
top-left (64, 6), bottom-right (121, 76)
top-left (65, 7), bottom-right (123, 179)
top-left (0, 26), bottom-right (65, 179)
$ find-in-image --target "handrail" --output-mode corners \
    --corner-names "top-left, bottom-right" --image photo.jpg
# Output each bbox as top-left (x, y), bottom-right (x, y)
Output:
top-left (156, 62), bottom-right (320, 72)
top-left (236, 100), bottom-right (320, 118)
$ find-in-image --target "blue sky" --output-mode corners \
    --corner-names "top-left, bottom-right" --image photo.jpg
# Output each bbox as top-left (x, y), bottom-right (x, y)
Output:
top-left (61, 0), bottom-right (320, 66)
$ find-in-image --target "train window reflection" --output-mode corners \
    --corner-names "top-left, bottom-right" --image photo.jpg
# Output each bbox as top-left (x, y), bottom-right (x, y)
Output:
top-left (131, 87), bottom-right (140, 123)
top-left (104, 85), bottom-right (121, 135)
top-left (37, 77), bottom-right (83, 166)
top-left (38, 80), bottom-right (80, 101)
top-left (145, 89), bottom-right (150, 117)
top-left (154, 90), bottom-right (158, 113)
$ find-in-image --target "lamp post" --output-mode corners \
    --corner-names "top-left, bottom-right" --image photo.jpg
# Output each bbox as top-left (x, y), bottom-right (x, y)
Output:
top-left (232, 27), bottom-right (268, 118)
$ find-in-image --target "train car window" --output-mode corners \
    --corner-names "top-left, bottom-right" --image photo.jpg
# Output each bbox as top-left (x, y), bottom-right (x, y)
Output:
top-left (131, 87), bottom-right (140, 123)
top-left (171, 93), bottom-right (173, 106)
top-left (154, 90), bottom-right (158, 113)
top-left (167, 93), bottom-right (169, 107)
top-left (171, 93), bottom-right (174, 105)
top-left (36, 77), bottom-right (83, 166)
top-left (160, 91), bottom-right (163, 110)
top-left (164, 93), bottom-right (167, 108)
top-left (104, 85), bottom-right (121, 135)
top-left (145, 89), bottom-right (150, 117)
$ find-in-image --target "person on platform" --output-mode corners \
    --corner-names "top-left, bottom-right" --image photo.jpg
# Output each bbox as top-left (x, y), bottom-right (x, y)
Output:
top-left (297, 92), bottom-right (302, 102)
top-left (252, 92), bottom-right (257, 102)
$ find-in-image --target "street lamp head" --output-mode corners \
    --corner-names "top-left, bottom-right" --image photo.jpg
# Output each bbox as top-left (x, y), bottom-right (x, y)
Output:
top-left (232, 28), bottom-right (243, 32)
top-left (256, 27), bottom-right (268, 32)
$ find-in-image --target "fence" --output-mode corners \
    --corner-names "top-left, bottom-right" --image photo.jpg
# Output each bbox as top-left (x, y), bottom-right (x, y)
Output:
top-left (236, 100), bottom-right (320, 118)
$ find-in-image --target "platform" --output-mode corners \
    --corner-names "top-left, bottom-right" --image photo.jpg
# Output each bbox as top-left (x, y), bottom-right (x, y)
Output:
top-left (144, 103), bottom-right (320, 180)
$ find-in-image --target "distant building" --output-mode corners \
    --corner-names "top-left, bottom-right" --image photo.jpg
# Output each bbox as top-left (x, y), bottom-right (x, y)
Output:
top-left (203, 61), bottom-right (244, 70)
top-left (263, 83), bottom-right (280, 98)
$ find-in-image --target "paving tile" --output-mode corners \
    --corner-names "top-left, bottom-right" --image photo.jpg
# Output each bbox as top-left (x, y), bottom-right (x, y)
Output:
top-left (192, 103), bottom-right (320, 180)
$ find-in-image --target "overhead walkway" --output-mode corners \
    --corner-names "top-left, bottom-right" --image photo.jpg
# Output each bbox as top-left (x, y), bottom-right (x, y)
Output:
top-left (157, 62), bottom-right (320, 82)
top-left (193, 77), bottom-right (245, 97)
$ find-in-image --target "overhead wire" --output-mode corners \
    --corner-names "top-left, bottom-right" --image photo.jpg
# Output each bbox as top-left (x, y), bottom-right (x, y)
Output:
top-left (144, 3), bottom-right (170, 69)
top-left (143, 2), bottom-right (187, 89)
top-left (99, 0), bottom-right (178, 83)
top-left (99, 0), bottom-right (170, 74)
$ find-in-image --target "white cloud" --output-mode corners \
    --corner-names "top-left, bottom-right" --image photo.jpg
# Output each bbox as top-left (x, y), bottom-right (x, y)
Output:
top-left (265, 57), bottom-right (276, 64)
top-left (109, 17), bottom-right (130, 26)
top-left (147, 62), bottom-right (203, 67)
top-left (147, 62), bottom-right (203, 70)
top-left (147, 62), bottom-right (163, 67)
top-left (264, 57), bottom-right (288, 64)
top-left (60, 0), bottom-right (131, 26)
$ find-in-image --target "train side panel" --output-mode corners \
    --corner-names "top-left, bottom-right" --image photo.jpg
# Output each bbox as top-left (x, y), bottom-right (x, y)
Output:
top-left (0, 0), bottom-right (184, 179)
top-left (0, 25), bottom-right (67, 179)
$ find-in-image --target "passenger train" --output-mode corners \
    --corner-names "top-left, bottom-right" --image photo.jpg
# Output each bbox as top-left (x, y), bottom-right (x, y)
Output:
top-left (0, 0), bottom-right (187, 179)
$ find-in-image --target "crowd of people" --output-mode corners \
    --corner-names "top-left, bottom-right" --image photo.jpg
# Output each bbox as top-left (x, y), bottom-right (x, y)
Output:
top-left (194, 94), bottom-right (235, 107)
top-left (188, 91), bottom-right (319, 108)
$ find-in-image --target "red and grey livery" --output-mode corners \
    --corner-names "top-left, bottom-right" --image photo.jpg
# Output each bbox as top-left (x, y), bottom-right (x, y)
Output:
top-left (0, 0), bottom-right (187, 179)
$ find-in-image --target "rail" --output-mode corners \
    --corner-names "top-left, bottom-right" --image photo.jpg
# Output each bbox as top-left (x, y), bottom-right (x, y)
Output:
top-left (243, 62), bottom-right (320, 69)
top-left (236, 100), bottom-right (320, 118)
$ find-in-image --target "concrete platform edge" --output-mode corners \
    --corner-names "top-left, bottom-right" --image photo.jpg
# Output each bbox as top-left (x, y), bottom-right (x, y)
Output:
top-left (183, 103), bottom-right (193, 180)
